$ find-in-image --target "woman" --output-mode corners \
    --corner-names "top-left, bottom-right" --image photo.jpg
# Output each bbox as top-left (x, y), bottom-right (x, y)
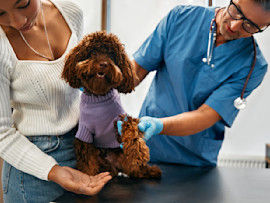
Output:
top-left (0, 0), bottom-right (111, 202)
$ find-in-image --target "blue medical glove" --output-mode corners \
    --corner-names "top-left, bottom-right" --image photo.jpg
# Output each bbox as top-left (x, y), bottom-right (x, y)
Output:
top-left (117, 116), bottom-right (163, 148)
top-left (117, 120), bottom-right (123, 136)
top-left (138, 116), bottom-right (163, 141)
top-left (117, 120), bottom-right (125, 149)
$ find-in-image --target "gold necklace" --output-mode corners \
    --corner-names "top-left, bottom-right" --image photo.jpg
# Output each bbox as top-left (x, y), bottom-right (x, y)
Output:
top-left (19, 3), bottom-right (54, 61)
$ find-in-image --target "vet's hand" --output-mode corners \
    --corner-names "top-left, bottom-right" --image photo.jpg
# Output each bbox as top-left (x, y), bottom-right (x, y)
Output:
top-left (48, 165), bottom-right (112, 195)
top-left (117, 116), bottom-right (163, 141)
top-left (138, 116), bottom-right (163, 140)
top-left (116, 117), bottom-right (125, 148)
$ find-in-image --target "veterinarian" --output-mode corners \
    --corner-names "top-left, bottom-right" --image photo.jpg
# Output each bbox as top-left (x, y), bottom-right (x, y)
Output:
top-left (118, 0), bottom-right (270, 166)
top-left (0, 0), bottom-right (111, 202)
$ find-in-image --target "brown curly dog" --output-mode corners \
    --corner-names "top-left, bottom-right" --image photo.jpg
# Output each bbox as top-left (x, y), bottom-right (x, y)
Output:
top-left (61, 31), bottom-right (161, 178)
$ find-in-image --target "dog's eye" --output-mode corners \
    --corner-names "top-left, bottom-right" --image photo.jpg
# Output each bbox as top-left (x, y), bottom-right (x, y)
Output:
top-left (110, 54), bottom-right (115, 60)
top-left (87, 51), bottom-right (97, 58)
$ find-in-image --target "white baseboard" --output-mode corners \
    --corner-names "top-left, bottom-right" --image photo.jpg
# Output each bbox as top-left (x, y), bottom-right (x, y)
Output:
top-left (217, 155), bottom-right (265, 168)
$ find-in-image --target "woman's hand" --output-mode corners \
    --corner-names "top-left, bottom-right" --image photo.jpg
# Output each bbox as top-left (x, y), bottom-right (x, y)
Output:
top-left (48, 165), bottom-right (112, 195)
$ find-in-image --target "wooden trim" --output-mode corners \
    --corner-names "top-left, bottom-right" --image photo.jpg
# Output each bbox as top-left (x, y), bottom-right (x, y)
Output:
top-left (101, 0), bottom-right (107, 31)
top-left (209, 0), bottom-right (212, 6)
top-left (0, 158), bottom-right (3, 202)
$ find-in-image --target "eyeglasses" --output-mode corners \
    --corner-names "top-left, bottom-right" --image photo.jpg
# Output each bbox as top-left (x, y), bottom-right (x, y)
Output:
top-left (227, 0), bottom-right (269, 34)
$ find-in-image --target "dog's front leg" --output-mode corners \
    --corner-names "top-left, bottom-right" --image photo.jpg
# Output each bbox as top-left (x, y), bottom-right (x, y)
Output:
top-left (74, 139), bottom-right (100, 176)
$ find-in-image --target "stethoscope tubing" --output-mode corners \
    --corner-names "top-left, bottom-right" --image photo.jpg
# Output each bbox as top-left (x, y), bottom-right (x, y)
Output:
top-left (240, 36), bottom-right (257, 99)
top-left (203, 8), bottom-right (257, 109)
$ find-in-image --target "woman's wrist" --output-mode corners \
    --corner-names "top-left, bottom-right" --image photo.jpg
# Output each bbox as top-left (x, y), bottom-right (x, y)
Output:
top-left (48, 164), bottom-right (60, 182)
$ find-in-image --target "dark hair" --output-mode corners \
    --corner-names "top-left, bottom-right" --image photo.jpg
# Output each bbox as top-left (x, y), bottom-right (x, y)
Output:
top-left (252, 0), bottom-right (270, 11)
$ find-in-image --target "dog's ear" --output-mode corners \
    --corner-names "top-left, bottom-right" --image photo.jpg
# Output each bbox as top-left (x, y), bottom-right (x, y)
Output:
top-left (116, 50), bottom-right (138, 93)
top-left (61, 46), bottom-right (82, 88)
top-left (61, 35), bottom-right (93, 88)
top-left (61, 44), bottom-right (85, 88)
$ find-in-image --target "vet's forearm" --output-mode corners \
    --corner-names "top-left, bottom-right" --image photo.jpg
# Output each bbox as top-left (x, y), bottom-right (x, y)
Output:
top-left (132, 60), bottom-right (149, 86)
top-left (160, 104), bottom-right (222, 136)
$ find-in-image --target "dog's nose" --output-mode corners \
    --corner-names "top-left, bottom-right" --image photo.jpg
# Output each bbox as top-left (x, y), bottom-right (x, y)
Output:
top-left (99, 62), bottom-right (108, 69)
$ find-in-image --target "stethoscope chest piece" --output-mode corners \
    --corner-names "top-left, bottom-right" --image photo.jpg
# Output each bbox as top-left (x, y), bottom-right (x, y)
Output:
top-left (234, 97), bottom-right (247, 110)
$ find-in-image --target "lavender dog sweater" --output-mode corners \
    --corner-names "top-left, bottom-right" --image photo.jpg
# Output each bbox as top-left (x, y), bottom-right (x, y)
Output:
top-left (76, 89), bottom-right (125, 148)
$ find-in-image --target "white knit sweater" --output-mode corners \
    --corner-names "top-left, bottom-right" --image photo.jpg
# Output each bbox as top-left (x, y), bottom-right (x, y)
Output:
top-left (0, 0), bottom-right (83, 180)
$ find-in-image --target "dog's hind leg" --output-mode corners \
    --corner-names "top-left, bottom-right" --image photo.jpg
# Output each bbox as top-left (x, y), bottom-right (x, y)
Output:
top-left (121, 162), bottom-right (161, 178)
top-left (141, 165), bottom-right (162, 178)
top-left (119, 116), bottom-right (162, 178)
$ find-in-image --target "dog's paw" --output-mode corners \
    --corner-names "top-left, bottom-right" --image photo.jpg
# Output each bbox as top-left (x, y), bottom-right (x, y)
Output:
top-left (117, 172), bottom-right (129, 178)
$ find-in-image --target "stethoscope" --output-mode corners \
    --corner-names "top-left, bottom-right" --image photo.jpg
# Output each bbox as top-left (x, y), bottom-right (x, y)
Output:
top-left (202, 8), bottom-right (257, 110)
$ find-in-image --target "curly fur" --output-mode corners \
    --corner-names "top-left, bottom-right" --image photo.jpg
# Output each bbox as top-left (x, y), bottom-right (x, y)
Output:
top-left (61, 31), bottom-right (161, 178)
top-left (116, 116), bottom-right (161, 178)
top-left (62, 31), bottom-right (136, 95)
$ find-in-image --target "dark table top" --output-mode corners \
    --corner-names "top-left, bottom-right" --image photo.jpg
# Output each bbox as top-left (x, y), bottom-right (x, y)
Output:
top-left (53, 163), bottom-right (270, 203)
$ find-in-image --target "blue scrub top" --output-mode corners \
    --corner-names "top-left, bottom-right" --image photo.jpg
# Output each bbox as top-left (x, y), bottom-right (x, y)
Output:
top-left (134, 6), bottom-right (267, 166)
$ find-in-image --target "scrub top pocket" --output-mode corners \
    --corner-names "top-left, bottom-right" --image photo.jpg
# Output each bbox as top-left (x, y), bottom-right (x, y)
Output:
top-left (198, 136), bottom-right (223, 165)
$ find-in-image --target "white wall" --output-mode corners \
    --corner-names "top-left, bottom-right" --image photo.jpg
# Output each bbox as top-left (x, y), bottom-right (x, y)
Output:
top-left (76, 0), bottom-right (270, 158)
top-left (76, 0), bottom-right (102, 34)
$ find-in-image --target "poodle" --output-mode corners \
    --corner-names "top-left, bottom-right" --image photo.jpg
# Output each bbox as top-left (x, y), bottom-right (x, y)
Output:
top-left (61, 31), bottom-right (161, 178)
